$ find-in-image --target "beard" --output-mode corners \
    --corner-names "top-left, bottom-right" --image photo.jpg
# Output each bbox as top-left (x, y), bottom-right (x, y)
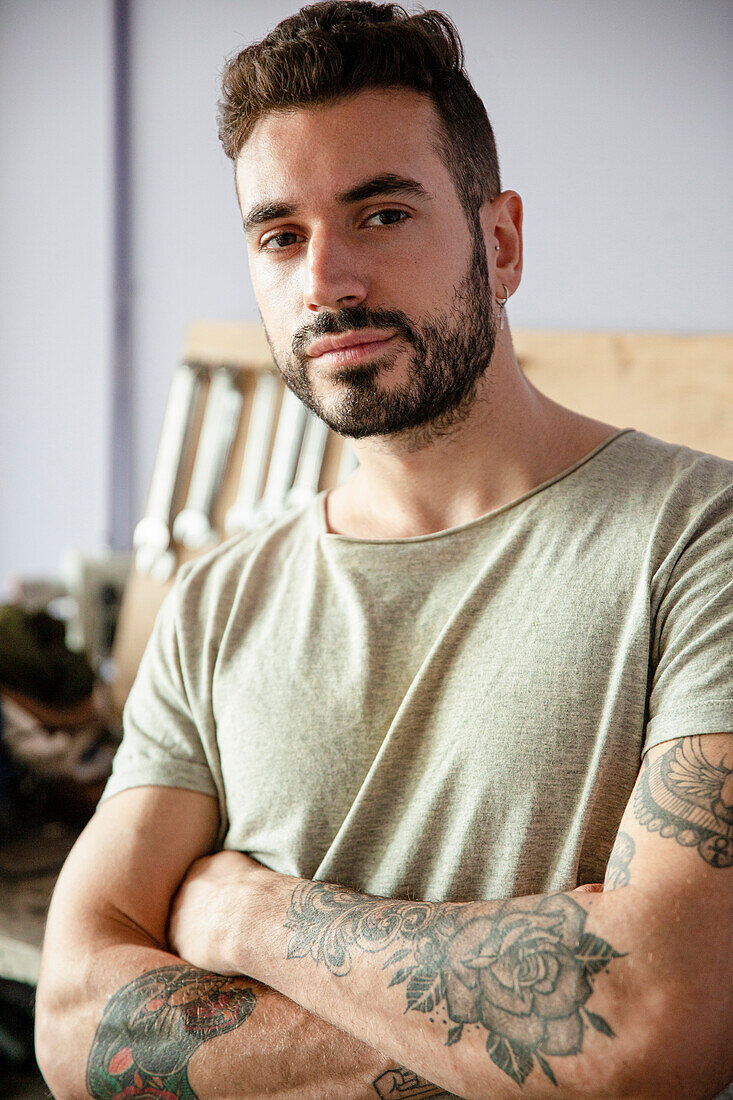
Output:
top-left (264, 219), bottom-right (498, 448)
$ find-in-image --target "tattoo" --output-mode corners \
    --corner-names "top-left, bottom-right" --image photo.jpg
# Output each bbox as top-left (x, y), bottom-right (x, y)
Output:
top-left (286, 884), bottom-right (623, 1089)
top-left (604, 831), bottom-right (635, 890)
top-left (633, 737), bottom-right (733, 868)
top-left (372, 1065), bottom-right (454, 1097)
top-left (86, 964), bottom-right (256, 1099)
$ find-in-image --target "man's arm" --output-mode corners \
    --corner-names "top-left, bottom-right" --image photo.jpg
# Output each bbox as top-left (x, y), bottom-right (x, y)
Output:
top-left (169, 733), bottom-right (733, 1100)
top-left (35, 786), bottom-right (455, 1099)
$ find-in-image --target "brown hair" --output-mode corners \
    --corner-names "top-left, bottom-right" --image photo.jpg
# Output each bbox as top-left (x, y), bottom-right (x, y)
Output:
top-left (218, 1), bottom-right (501, 215)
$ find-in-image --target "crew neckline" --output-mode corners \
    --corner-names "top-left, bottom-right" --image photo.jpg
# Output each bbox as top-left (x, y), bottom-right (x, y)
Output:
top-left (318, 427), bottom-right (635, 546)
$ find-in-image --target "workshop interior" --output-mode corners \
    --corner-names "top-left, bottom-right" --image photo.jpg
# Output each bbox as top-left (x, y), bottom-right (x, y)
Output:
top-left (1, 1), bottom-right (731, 1095)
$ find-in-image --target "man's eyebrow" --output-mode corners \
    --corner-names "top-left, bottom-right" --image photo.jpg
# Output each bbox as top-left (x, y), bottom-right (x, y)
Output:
top-left (242, 175), bottom-right (432, 235)
top-left (335, 173), bottom-right (433, 205)
top-left (242, 202), bottom-right (297, 235)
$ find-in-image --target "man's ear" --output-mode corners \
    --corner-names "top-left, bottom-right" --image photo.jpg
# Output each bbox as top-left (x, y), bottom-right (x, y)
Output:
top-left (484, 190), bottom-right (523, 294)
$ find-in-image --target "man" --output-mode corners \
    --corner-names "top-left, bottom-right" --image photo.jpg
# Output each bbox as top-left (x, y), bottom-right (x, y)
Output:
top-left (36, 3), bottom-right (733, 1097)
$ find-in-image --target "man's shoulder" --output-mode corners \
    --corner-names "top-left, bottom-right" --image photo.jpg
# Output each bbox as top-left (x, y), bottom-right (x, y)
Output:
top-left (592, 429), bottom-right (733, 513)
top-left (582, 433), bottom-right (733, 584)
top-left (610, 429), bottom-right (733, 479)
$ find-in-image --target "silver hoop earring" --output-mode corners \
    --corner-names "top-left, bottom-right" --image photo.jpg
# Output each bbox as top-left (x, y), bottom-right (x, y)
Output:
top-left (495, 284), bottom-right (509, 330)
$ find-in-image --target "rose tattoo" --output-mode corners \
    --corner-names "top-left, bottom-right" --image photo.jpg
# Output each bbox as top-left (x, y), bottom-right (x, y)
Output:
top-left (286, 885), bottom-right (623, 1088)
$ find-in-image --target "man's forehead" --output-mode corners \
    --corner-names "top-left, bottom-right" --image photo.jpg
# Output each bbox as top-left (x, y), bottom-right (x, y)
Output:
top-left (235, 88), bottom-right (448, 207)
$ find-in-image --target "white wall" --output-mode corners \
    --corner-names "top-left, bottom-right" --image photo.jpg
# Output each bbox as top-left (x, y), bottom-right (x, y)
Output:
top-left (0, 0), bottom-right (114, 593)
top-left (469, 0), bottom-right (732, 332)
top-left (2, 0), bottom-right (731, 590)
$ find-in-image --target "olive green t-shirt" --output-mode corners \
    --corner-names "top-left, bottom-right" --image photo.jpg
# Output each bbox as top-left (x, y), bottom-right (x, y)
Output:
top-left (103, 428), bottom-right (733, 902)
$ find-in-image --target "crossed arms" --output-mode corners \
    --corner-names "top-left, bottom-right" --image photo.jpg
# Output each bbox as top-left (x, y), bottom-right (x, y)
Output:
top-left (35, 785), bottom-right (451, 1099)
top-left (36, 733), bottom-right (733, 1099)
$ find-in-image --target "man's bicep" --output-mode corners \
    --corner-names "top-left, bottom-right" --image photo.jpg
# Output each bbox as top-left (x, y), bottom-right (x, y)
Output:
top-left (604, 732), bottom-right (733, 893)
top-left (599, 735), bottom-right (733, 1093)
top-left (45, 785), bottom-right (220, 953)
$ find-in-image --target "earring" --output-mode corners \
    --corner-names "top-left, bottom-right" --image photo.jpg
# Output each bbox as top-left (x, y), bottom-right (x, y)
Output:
top-left (495, 284), bottom-right (509, 330)
top-left (494, 245), bottom-right (500, 251)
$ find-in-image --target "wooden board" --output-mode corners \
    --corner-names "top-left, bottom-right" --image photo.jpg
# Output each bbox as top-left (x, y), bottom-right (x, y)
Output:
top-left (182, 320), bottom-right (274, 370)
top-left (515, 331), bottom-right (732, 460)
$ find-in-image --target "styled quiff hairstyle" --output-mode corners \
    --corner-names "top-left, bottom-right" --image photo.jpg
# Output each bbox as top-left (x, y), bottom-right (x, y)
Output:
top-left (218, 1), bottom-right (501, 216)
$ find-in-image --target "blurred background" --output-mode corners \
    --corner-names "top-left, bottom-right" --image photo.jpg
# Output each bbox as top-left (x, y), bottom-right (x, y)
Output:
top-left (0, 1), bottom-right (731, 1092)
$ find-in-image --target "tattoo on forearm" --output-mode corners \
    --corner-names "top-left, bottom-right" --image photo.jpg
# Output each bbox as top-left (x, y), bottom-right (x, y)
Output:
top-left (286, 885), bottom-right (623, 1089)
top-left (634, 737), bottom-right (733, 868)
top-left (86, 964), bottom-right (256, 1099)
top-left (604, 831), bottom-right (635, 890)
top-left (373, 1065), bottom-right (455, 1097)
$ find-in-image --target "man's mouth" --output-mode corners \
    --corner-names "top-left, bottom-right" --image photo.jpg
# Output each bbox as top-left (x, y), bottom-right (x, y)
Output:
top-left (305, 330), bottom-right (397, 365)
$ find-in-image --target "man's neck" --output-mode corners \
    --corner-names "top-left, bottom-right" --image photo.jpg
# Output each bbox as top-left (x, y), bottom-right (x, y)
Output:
top-left (324, 330), bottom-right (617, 540)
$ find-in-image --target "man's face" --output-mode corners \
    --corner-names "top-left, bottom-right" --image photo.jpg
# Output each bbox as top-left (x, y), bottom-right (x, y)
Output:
top-left (236, 88), bottom-right (497, 442)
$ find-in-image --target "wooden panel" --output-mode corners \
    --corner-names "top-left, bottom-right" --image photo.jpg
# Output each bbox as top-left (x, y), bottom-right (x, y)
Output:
top-left (111, 569), bottom-right (175, 710)
top-left (181, 321), bottom-right (274, 370)
top-left (515, 332), bottom-right (733, 461)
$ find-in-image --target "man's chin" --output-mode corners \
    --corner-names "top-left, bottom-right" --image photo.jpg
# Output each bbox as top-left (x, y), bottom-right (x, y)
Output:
top-left (324, 383), bottom-right (483, 448)
top-left (303, 375), bottom-right (406, 437)
top-left (310, 400), bottom-right (453, 443)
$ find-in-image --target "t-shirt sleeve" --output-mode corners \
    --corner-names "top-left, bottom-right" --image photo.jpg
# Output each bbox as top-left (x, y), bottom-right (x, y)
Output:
top-left (644, 480), bottom-right (733, 754)
top-left (101, 576), bottom-right (218, 802)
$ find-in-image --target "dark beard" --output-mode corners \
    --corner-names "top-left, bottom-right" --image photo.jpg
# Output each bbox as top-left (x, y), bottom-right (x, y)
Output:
top-left (265, 220), bottom-right (497, 446)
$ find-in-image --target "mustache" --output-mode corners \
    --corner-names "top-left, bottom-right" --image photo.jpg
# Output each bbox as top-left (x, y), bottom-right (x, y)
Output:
top-left (291, 306), bottom-right (417, 359)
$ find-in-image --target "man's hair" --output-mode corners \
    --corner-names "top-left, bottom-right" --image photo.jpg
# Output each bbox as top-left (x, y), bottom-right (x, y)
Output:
top-left (218, 1), bottom-right (501, 215)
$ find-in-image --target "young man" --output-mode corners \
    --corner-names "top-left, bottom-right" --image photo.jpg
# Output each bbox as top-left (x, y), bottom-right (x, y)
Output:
top-left (36, 3), bottom-right (733, 1098)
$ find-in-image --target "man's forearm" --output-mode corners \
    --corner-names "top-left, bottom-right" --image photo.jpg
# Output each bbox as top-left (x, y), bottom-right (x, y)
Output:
top-left (200, 873), bottom-right (727, 1100)
top-left (35, 935), bottom-right (457, 1099)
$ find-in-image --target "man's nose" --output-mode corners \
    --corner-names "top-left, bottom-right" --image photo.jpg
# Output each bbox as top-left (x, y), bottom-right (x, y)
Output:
top-left (303, 229), bottom-right (368, 312)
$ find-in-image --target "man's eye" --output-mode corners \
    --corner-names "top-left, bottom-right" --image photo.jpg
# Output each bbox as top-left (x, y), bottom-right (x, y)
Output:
top-left (261, 231), bottom-right (303, 251)
top-left (365, 209), bottom-right (410, 227)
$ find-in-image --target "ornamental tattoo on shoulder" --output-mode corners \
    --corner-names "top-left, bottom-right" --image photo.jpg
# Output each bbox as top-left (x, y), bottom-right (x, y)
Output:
top-left (285, 884), bottom-right (624, 1089)
top-left (86, 964), bottom-right (256, 1099)
top-left (633, 736), bottom-right (733, 868)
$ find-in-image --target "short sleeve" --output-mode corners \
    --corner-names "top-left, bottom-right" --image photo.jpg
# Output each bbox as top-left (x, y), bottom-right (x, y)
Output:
top-left (645, 482), bottom-right (733, 754)
top-left (101, 578), bottom-right (218, 802)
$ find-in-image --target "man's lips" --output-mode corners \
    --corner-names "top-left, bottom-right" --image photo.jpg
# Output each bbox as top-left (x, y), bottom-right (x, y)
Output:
top-left (306, 330), bottom-right (397, 361)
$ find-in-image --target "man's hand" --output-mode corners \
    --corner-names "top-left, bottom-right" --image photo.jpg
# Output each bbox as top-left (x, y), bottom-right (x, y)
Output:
top-left (167, 849), bottom-right (277, 974)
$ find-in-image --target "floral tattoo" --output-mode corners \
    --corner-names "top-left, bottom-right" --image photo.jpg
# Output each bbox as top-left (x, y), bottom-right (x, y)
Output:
top-left (286, 884), bottom-right (623, 1089)
top-left (86, 964), bottom-right (256, 1099)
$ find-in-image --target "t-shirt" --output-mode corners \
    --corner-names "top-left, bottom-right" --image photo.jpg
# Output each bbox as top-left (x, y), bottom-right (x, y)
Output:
top-left (103, 428), bottom-right (733, 903)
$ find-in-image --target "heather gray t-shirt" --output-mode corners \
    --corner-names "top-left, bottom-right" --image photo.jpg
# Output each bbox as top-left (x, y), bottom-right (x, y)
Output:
top-left (104, 429), bottom-right (733, 902)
